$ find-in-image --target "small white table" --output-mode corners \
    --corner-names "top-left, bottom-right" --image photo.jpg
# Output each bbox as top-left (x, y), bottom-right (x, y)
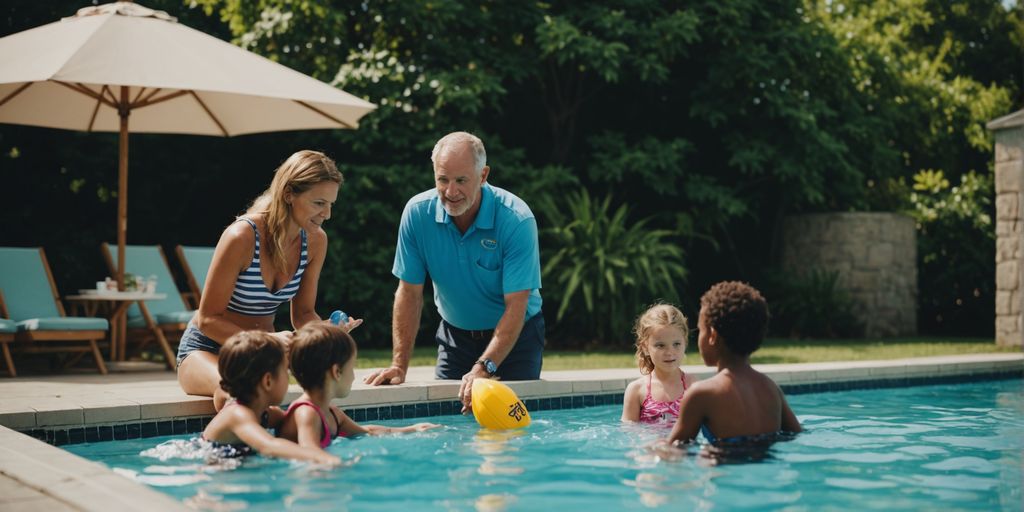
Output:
top-left (65, 291), bottom-right (174, 369)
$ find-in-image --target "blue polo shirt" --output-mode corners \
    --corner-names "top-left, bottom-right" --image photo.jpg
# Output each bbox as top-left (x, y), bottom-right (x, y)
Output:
top-left (392, 183), bottom-right (542, 330)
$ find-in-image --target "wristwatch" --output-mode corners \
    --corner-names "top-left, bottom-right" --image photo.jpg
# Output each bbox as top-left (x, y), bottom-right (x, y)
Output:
top-left (475, 358), bottom-right (497, 376)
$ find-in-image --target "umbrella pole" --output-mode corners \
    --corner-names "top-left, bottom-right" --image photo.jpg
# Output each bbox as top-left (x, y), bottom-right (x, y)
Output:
top-left (117, 86), bottom-right (129, 291)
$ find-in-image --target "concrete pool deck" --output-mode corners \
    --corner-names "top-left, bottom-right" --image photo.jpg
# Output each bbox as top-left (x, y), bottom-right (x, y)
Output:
top-left (1, 353), bottom-right (1021, 511)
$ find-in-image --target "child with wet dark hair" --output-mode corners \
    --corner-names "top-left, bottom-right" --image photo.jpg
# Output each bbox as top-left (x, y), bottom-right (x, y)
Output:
top-left (666, 281), bottom-right (801, 445)
top-left (201, 331), bottom-right (339, 464)
top-left (277, 323), bottom-right (439, 450)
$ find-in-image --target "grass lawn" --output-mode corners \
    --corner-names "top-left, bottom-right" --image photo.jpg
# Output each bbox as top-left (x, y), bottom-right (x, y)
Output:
top-left (356, 337), bottom-right (1016, 371)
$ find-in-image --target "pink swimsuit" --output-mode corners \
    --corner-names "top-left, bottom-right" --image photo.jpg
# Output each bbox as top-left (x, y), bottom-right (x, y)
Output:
top-left (639, 372), bottom-right (688, 423)
top-left (284, 400), bottom-right (346, 449)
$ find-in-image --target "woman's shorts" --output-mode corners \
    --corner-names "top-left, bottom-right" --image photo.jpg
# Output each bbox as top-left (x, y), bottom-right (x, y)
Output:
top-left (176, 322), bottom-right (221, 367)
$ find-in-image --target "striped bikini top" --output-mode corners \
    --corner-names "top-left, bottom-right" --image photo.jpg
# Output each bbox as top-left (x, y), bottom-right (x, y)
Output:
top-left (226, 218), bottom-right (308, 316)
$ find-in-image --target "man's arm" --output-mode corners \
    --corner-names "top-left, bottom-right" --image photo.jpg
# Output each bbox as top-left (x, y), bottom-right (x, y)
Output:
top-left (365, 280), bottom-right (423, 385)
top-left (479, 290), bottom-right (530, 367)
top-left (457, 290), bottom-right (530, 411)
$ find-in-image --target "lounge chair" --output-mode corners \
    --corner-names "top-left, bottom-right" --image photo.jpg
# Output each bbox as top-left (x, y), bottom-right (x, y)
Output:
top-left (0, 247), bottom-right (108, 375)
top-left (0, 291), bottom-right (16, 376)
top-left (174, 245), bottom-right (215, 309)
top-left (101, 243), bottom-right (193, 366)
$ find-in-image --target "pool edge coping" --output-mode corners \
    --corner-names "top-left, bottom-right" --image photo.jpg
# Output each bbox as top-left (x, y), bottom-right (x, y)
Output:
top-left (0, 425), bottom-right (187, 511)
top-left (0, 353), bottom-right (1021, 511)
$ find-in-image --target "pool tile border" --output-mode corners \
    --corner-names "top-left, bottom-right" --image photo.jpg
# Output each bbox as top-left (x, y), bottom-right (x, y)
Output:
top-left (15, 367), bottom-right (1022, 447)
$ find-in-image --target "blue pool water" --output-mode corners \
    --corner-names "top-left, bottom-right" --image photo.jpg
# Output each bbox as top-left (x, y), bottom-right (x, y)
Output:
top-left (66, 379), bottom-right (1022, 510)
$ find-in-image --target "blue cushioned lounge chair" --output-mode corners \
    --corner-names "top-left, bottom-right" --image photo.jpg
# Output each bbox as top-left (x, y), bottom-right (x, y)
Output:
top-left (0, 247), bottom-right (109, 375)
top-left (174, 245), bottom-right (215, 310)
top-left (0, 291), bottom-right (16, 376)
top-left (101, 243), bottom-right (193, 366)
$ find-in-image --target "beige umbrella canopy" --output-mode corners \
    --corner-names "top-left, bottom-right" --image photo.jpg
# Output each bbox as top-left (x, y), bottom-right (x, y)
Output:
top-left (0, 1), bottom-right (376, 287)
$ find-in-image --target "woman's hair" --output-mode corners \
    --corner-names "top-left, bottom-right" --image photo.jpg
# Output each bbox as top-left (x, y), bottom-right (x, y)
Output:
top-left (699, 281), bottom-right (769, 356)
top-left (289, 322), bottom-right (357, 391)
top-left (633, 303), bottom-right (689, 375)
top-left (246, 150), bottom-right (342, 273)
top-left (218, 331), bottom-right (286, 404)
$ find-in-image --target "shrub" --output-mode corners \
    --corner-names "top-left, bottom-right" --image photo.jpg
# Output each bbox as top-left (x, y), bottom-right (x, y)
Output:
top-left (904, 170), bottom-right (995, 335)
top-left (762, 268), bottom-right (864, 339)
top-left (537, 190), bottom-right (687, 346)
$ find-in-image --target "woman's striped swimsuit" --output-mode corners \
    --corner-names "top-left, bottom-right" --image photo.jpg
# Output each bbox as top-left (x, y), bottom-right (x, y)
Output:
top-left (227, 218), bottom-right (307, 316)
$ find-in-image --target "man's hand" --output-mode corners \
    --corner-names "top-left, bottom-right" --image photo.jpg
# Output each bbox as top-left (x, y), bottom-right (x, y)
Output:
top-left (363, 365), bottom-right (407, 386)
top-left (458, 365), bottom-right (491, 414)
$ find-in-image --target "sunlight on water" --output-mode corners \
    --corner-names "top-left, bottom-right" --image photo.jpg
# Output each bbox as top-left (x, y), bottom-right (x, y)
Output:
top-left (65, 379), bottom-right (1023, 511)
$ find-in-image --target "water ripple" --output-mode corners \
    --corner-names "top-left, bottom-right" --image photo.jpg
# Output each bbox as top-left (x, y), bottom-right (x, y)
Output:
top-left (920, 456), bottom-right (999, 473)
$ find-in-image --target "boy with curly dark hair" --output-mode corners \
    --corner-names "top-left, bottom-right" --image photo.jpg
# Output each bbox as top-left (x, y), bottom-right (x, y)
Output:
top-left (667, 281), bottom-right (801, 445)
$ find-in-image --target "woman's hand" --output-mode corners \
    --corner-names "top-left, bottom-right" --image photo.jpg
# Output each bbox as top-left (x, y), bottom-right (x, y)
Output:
top-left (272, 330), bottom-right (294, 349)
top-left (340, 317), bottom-right (363, 333)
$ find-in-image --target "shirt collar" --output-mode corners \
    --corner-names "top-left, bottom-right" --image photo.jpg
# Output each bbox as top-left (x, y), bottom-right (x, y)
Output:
top-left (434, 183), bottom-right (495, 230)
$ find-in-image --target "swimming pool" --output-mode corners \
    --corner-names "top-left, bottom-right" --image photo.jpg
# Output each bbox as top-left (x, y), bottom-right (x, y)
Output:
top-left (66, 378), bottom-right (1022, 510)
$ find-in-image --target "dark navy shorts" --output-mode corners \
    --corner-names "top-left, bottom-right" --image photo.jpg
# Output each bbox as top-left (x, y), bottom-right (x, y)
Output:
top-left (176, 322), bottom-right (221, 367)
top-left (435, 313), bottom-right (545, 380)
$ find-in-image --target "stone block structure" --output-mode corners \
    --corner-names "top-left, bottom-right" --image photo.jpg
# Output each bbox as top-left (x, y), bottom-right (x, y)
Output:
top-left (988, 110), bottom-right (1024, 346)
top-left (781, 213), bottom-right (917, 337)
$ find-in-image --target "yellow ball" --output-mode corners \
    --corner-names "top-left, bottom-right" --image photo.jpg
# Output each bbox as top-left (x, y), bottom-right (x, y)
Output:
top-left (471, 378), bottom-right (531, 429)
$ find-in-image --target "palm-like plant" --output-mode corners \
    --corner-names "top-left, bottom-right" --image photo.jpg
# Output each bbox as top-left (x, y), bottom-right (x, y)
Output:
top-left (538, 190), bottom-right (687, 344)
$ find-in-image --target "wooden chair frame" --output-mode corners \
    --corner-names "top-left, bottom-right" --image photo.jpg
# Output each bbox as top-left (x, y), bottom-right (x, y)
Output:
top-left (174, 245), bottom-right (210, 310)
top-left (2, 248), bottom-right (107, 375)
top-left (100, 243), bottom-right (186, 367)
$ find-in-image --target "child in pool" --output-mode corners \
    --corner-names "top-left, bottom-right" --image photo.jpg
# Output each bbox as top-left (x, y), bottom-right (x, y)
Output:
top-left (667, 281), bottom-right (801, 445)
top-left (622, 304), bottom-right (699, 423)
top-left (201, 330), bottom-right (339, 464)
top-left (278, 322), bottom-right (440, 449)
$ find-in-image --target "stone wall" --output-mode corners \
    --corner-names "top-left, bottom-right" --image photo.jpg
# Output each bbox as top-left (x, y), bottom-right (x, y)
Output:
top-left (781, 213), bottom-right (917, 337)
top-left (989, 110), bottom-right (1024, 346)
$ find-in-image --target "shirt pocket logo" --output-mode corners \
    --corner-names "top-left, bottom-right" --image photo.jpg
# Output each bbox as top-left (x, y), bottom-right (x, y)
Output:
top-left (481, 238), bottom-right (498, 250)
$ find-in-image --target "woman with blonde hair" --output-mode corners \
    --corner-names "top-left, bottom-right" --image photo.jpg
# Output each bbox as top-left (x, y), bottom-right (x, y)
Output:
top-left (176, 150), bottom-right (362, 408)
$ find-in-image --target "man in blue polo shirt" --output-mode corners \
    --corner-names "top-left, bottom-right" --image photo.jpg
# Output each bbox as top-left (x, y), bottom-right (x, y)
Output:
top-left (364, 132), bottom-right (544, 411)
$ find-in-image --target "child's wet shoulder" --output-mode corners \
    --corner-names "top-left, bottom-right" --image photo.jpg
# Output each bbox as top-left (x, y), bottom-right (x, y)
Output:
top-left (624, 375), bottom-right (648, 395)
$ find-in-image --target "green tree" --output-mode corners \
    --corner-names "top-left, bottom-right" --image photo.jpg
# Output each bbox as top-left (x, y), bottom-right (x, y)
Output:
top-left (905, 170), bottom-right (995, 333)
top-left (809, 0), bottom-right (1019, 334)
top-left (3, 0), bottom-right (1019, 347)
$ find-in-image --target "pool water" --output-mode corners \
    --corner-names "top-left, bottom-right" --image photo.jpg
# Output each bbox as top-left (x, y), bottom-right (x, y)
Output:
top-left (66, 379), bottom-right (1023, 511)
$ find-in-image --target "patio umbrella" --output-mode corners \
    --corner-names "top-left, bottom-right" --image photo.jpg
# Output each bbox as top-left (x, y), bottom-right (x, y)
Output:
top-left (0, 1), bottom-right (375, 288)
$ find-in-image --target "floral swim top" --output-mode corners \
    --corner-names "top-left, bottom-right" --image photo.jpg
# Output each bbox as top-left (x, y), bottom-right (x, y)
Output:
top-left (639, 372), bottom-right (689, 423)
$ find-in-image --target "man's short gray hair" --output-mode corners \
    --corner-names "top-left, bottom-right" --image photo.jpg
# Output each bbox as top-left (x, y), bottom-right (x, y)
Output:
top-left (431, 131), bottom-right (487, 174)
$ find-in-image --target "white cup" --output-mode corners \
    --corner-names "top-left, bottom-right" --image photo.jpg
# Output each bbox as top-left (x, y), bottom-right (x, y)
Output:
top-left (96, 281), bottom-right (106, 292)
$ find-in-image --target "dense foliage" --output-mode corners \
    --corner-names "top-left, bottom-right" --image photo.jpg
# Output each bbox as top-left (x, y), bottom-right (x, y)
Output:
top-left (537, 190), bottom-right (687, 344)
top-left (1, 0), bottom-right (1019, 345)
